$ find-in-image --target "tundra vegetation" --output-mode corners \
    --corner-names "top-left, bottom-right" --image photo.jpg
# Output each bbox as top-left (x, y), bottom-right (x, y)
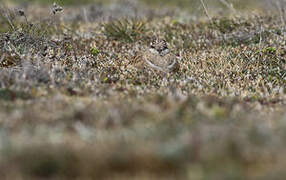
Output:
top-left (0, 0), bottom-right (285, 179)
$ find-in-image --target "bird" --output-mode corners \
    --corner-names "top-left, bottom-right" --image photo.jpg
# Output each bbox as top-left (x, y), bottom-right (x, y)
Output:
top-left (133, 37), bottom-right (179, 73)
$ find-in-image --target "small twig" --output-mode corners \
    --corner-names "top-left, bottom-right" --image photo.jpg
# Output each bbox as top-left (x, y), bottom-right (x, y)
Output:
top-left (82, 7), bottom-right (89, 23)
top-left (1, 4), bottom-right (16, 31)
top-left (8, 42), bottom-right (22, 58)
top-left (218, 0), bottom-right (237, 14)
top-left (4, 14), bottom-right (15, 31)
top-left (73, 41), bottom-right (78, 61)
top-left (0, 54), bottom-right (4, 64)
top-left (258, 21), bottom-right (265, 57)
top-left (275, 0), bottom-right (286, 40)
top-left (276, 1), bottom-right (286, 26)
top-left (199, 0), bottom-right (211, 21)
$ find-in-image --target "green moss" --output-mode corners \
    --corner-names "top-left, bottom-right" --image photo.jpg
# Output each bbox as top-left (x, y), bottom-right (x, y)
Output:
top-left (263, 47), bottom-right (277, 54)
top-left (90, 46), bottom-right (100, 56)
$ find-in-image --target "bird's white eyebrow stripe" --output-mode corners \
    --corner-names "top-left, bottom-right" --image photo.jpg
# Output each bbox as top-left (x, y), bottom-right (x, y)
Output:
top-left (149, 48), bottom-right (159, 54)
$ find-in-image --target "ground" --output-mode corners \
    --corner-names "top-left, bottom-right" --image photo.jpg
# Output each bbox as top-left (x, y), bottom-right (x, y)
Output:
top-left (0, 0), bottom-right (286, 179)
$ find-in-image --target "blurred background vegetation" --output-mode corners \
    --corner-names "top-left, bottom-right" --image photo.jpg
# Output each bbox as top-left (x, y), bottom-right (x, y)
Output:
top-left (3, 0), bottom-right (274, 10)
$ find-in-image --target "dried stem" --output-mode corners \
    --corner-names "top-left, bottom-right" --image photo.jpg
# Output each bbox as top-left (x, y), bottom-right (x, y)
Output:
top-left (199, 0), bottom-right (211, 21)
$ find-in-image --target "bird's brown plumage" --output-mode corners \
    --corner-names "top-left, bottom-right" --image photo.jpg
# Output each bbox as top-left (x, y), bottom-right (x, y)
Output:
top-left (141, 38), bottom-right (178, 72)
top-left (131, 38), bottom-right (179, 72)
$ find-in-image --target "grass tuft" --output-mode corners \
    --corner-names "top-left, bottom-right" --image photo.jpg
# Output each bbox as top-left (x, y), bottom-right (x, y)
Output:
top-left (103, 18), bottom-right (147, 42)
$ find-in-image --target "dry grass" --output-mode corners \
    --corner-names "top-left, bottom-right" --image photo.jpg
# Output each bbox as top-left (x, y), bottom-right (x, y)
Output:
top-left (0, 0), bottom-right (286, 179)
